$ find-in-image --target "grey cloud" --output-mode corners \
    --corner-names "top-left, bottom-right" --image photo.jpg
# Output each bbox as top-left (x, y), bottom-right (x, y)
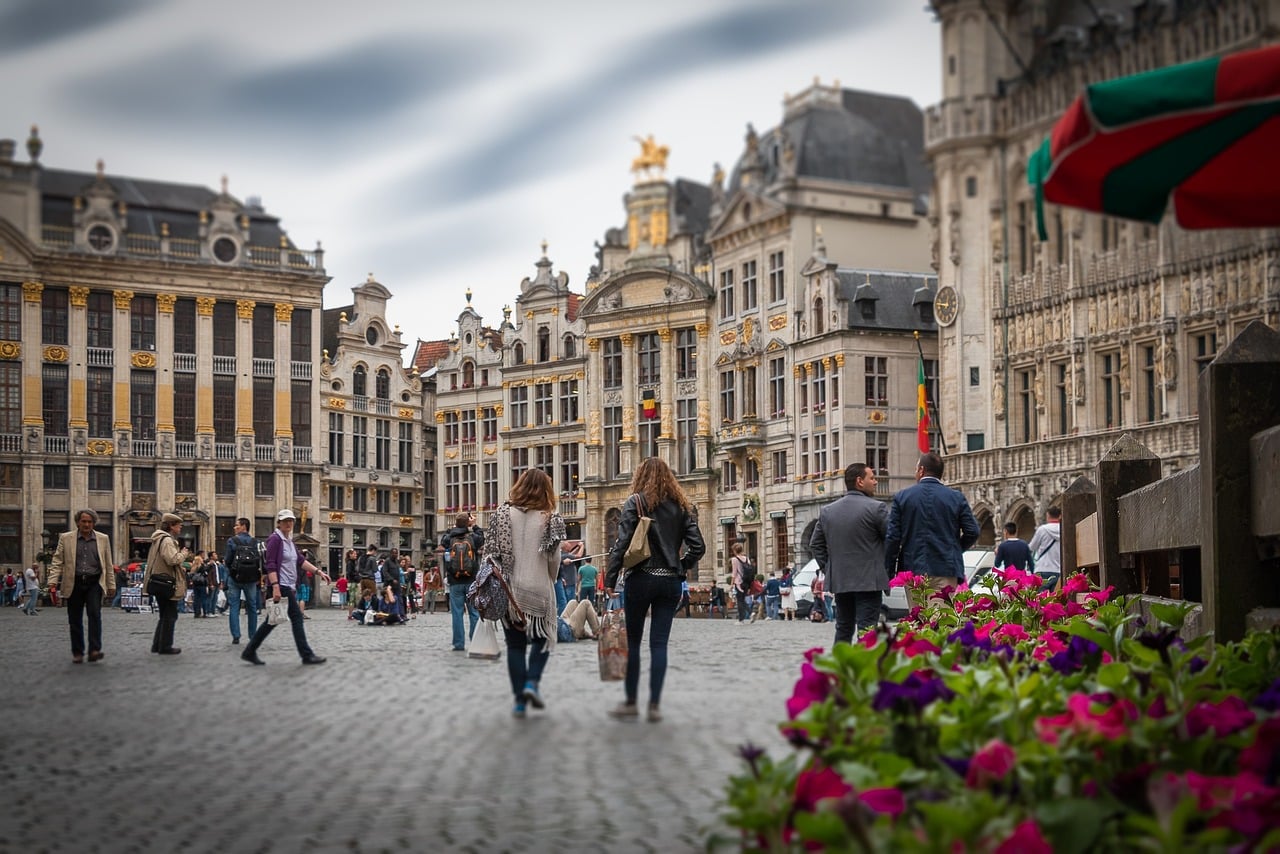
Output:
top-left (0, 0), bottom-right (161, 52)
top-left (396, 0), bottom-right (893, 206)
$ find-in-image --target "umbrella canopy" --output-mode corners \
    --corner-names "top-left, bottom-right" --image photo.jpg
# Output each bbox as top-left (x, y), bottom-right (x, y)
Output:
top-left (1029, 43), bottom-right (1280, 237)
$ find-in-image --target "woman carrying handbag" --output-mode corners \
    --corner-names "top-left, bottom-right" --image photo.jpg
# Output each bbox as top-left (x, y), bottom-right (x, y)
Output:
top-left (142, 512), bottom-right (189, 655)
top-left (483, 469), bottom-right (566, 718)
top-left (605, 457), bottom-right (705, 723)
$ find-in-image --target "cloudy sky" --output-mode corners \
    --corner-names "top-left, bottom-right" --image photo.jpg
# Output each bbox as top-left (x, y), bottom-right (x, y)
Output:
top-left (3, 0), bottom-right (941, 355)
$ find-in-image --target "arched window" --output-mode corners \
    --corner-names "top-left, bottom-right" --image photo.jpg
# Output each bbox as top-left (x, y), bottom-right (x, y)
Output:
top-left (513, 341), bottom-right (525, 365)
top-left (375, 368), bottom-right (390, 399)
top-left (562, 333), bottom-right (576, 359)
top-left (353, 365), bottom-right (367, 397)
top-left (813, 297), bottom-right (825, 335)
top-left (537, 327), bottom-right (551, 363)
top-left (461, 360), bottom-right (475, 387)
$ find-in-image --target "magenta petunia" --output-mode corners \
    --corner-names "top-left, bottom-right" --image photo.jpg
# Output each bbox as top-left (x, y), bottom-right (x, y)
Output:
top-left (793, 765), bottom-right (852, 812)
top-left (1240, 718), bottom-right (1280, 777)
top-left (1062, 573), bottom-right (1091, 595)
top-left (893, 631), bottom-right (941, 657)
top-left (787, 661), bottom-right (832, 719)
top-left (1036, 693), bottom-right (1138, 744)
top-left (1185, 695), bottom-right (1256, 738)
top-left (1086, 585), bottom-right (1115, 605)
top-left (1039, 602), bottom-right (1067, 622)
top-left (993, 624), bottom-right (1030, 643)
top-left (889, 570), bottom-right (921, 589)
top-left (965, 739), bottom-right (1016, 788)
top-left (994, 819), bottom-right (1052, 854)
top-left (858, 787), bottom-right (905, 817)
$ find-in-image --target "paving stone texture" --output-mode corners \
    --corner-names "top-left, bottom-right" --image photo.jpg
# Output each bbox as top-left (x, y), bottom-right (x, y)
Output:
top-left (0, 605), bottom-right (830, 853)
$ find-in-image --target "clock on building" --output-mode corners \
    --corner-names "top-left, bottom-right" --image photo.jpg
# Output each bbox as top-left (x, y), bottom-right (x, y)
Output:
top-left (934, 286), bottom-right (959, 326)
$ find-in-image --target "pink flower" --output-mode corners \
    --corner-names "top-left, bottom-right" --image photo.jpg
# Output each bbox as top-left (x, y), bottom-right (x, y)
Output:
top-left (859, 629), bottom-right (879, 649)
top-left (1241, 718), bottom-right (1280, 777)
top-left (794, 765), bottom-right (852, 812)
top-left (890, 570), bottom-right (922, 589)
top-left (1186, 696), bottom-right (1257, 738)
top-left (1062, 573), bottom-right (1091, 595)
top-left (1035, 694), bottom-right (1138, 745)
top-left (1086, 585), bottom-right (1115, 605)
top-left (893, 631), bottom-right (941, 657)
top-left (1039, 602), bottom-right (1067, 622)
top-left (993, 567), bottom-right (1041, 593)
top-left (1065, 601), bottom-right (1087, 617)
top-left (787, 662), bottom-right (833, 719)
top-left (995, 820), bottom-right (1052, 854)
top-left (858, 787), bottom-right (905, 817)
top-left (993, 624), bottom-right (1030, 643)
top-left (966, 739), bottom-right (1016, 788)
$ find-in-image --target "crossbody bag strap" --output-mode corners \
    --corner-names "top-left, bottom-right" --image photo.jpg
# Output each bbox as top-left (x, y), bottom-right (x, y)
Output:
top-left (487, 559), bottom-right (527, 627)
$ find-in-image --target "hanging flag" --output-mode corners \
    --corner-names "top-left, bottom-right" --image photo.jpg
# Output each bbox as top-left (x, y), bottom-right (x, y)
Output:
top-left (641, 389), bottom-right (658, 419)
top-left (916, 359), bottom-right (930, 453)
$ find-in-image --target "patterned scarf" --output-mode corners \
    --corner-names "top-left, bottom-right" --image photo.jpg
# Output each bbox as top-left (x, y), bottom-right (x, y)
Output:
top-left (485, 503), bottom-right (566, 649)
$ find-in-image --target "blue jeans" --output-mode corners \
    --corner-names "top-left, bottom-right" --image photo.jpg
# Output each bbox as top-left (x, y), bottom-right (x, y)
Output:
top-left (622, 571), bottom-right (681, 706)
top-left (503, 624), bottom-right (549, 700)
top-left (23, 587), bottom-right (39, 614)
top-left (765, 595), bottom-right (781, 620)
top-left (244, 585), bottom-right (315, 661)
top-left (206, 586), bottom-right (219, 614)
top-left (449, 583), bottom-right (478, 650)
top-left (225, 576), bottom-right (260, 641)
top-left (554, 580), bottom-right (570, 616)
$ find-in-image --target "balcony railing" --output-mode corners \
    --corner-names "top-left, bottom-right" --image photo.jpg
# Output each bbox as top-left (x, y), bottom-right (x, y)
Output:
top-left (134, 440), bottom-right (156, 457)
top-left (293, 447), bottom-right (312, 463)
top-left (352, 396), bottom-right (368, 412)
top-left (44, 435), bottom-right (69, 454)
top-left (373, 398), bottom-right (392, 415)
top-left (924, 95), bottom-right (997, 150)
top-left (215, 443), bottom-right (237, 461)
top-left (40, 226), bottom-right (324, 273)
top-left (212, 356), bottom-right (236, 375)
top-left (254, 444), bottom-right (275, 462)
top-left (175, 441), bottom-right (196, 460)
top-left (0, 434), bottom-right (19, 452)
top-left (87, 347), bottom-right (113, 367)
top-left (173, 353), bottom-right (197, 373)
top-left (252, 358), bottom-right (274, 378)
top-left (559, 497), bottom-right (582, 518)
top-left (291, 361), bottom-right (312, 380)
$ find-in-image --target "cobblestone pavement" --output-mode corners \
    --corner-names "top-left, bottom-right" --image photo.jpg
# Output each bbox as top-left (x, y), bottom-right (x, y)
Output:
top-left (0, 605), bottom-right (830, 853)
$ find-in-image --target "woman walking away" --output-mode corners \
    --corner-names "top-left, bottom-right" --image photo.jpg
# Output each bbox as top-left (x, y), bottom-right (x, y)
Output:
top-left (143, 512), bottom-right (189, 655)
top-left (606, 457), bottom-right (706, 723)
top-left (485, 468), bottom-right (565, 718)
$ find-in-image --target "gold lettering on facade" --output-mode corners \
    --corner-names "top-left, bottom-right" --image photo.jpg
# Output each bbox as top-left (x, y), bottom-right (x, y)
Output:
top-left (720, 330), bottom-right (736, 346)
top-left (113, 289), bottom-right (134, 310)
top-left (155, 293), bottom-right (176, 313)
top-left (768, 314), bottom-right (787, 331)
top-left (22, 282), bottom-right (43, 301)
top-left (398, 407), bottom-right (414, 419)
top-left (43, 346), bottom-right (68, 363)
top-left (196, 297), bottom-right (216, 316)
top-left (275, 303), bottom-right (294, 322)
top-left (68, 287), bottom-right (89, 307)
top-left (329, 397), bottom-right (347, 410)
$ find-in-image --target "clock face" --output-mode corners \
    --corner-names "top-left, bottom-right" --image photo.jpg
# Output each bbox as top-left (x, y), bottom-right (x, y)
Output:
top-left (935, 286), bottom-right (959, 327)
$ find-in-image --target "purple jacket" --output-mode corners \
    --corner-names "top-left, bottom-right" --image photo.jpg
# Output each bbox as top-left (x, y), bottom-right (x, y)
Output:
top-left (263, 529), bottom-right (300, 588)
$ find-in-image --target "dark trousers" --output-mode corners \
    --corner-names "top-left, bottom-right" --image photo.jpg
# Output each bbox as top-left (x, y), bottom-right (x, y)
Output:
top-left (833, 590), bottom-right (882, 645)
top-left (502, 624), bottom-right (550, 699)
top-left (736, 586), bottom-right (751, 621)
top-left (66, 576), bottom-right (103, 656)
top-left (245, 586), bottom-right (314, 661)
top-left (622, 571), bottom-right (681, 707)
top-left (152, 596), bottom-right (179, 652)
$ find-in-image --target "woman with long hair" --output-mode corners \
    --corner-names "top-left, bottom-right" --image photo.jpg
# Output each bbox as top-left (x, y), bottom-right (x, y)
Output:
top-left (484, 468), bottom-right (566, 717)
top-left (605, 457), bottom-right (706, 722)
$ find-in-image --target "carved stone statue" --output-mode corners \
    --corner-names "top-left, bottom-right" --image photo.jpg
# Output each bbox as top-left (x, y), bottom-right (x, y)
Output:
top-left (928, 213), bottom-right (940, 272)
top-left (993, 365), bottom-right (1006, 420)
top-left (1074, 362), bottom-right (1086, 404)
top-left (948, 208), bottom-right (961, 266)
top-left (1034, 369), bottom-right (1045, 412)
top-left (1160, 340), bottom-right (1178, 389)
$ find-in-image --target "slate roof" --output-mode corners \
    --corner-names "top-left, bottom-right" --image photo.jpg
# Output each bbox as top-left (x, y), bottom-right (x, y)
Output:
top-left (836, 269), bottom-right (938, 333)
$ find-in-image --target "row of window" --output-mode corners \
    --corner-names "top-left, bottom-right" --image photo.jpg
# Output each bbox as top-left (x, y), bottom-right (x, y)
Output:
top-left (327, 414), bottom-right (415, 471)
top-left (716, 358), bottom-right (938, 424)
top-left (598, 330), bottom-right (698, 388)
top-left (715, 431), bottom-right (891, 492)
top-left (510, 328), bottom-right (577, 366)
top-left (508, 380), bottom-right (580, 429)
top-left (719, 251), bottom-right (786, 319)
top-left (39, 465), bottom-right (312, 497)
top-left (325, 484), bottom-right (415, 515)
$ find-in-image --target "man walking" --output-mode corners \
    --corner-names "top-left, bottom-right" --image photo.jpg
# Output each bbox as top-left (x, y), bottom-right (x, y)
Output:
top-left (440, 512), bottom-right (482, 651)
top-left (1028, 506), bottom-right (1063, 584)
top-left (994, 522), bottom-right (1033, 572)
top-left (810, 463), bottom-right (889, 643)
top-left (884, 452), bottom-right (980, 611)
top-left (223, 518), bottom-right (261, 645)
top-left (22, 563), bottom-right (41, 615)
top-left (46, 509), bottom-right (116, 663)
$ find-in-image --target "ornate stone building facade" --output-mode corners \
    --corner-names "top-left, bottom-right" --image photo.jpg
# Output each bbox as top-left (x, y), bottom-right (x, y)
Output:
top-left (319, 276), bottom-right (425, 571)
top-left (0, 130), bottom-right (326, 567)
top-left (926, 0), bottom-right (1280, 542)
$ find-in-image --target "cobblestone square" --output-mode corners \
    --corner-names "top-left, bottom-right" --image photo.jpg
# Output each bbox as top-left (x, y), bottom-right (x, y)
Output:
top-left (0, 605), bottom-right (829, 853)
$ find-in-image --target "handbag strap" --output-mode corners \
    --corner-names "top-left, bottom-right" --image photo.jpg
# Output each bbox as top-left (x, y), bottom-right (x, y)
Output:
top-left (487, 561), bottom-right (527, 626)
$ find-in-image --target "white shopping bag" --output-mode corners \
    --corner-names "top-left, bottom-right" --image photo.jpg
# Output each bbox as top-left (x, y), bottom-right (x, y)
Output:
top-left (467, 619), bottom-right (501, 660)
top-left (265, 598), bottom-right (287, 626)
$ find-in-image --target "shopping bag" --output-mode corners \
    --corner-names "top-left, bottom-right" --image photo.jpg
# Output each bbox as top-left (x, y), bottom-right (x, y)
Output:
top-left (265, 598), bottom-right (288, 626)
top-left (468, 619), bottom-right (501, 660)
top-left (597, 609), bottom-right (628, 681)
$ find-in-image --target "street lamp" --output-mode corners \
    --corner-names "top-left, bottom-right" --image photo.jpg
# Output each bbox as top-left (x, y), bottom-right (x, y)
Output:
top-left (37, 528), bottom-right (53, 582)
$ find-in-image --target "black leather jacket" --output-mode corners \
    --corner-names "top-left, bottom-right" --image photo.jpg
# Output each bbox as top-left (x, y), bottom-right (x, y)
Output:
top-left (606, 494), bottom-right (705, 588)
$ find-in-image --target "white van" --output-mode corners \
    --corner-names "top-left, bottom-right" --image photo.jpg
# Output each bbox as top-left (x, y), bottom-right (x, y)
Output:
top-left (793, 548), bottom-right (998, 621)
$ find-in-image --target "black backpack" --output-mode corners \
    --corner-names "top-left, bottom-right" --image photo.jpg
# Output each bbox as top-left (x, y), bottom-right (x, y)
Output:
top-left (449, 537), bottom-right (478, 582)
top-left (230, 540), bottom-right (262, 584)
top-left (738, 557), bottom-right (756, 590)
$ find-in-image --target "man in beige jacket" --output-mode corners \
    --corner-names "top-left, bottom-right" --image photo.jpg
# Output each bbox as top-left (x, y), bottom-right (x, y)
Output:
top-left (47, 509), bottom-right (115, 664)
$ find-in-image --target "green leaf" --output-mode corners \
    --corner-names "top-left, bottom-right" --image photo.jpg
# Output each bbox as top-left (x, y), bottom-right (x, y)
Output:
top-left (793, 810), bottom-right (850, 846)
top-left (1035, 797), bottom-right (1112, 854)
top-left (1097, 661), bottom-right (1130, 691)
top-left (1066, 622), bottom-right (1115, 655)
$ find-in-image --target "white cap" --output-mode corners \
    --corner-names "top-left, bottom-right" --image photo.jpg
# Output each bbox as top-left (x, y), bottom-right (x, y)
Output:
top-left (276, 508), bottom-right (296, 521)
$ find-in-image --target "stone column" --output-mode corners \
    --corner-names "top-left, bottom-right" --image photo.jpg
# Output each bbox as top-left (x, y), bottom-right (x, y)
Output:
top-left (1095, 434), bottom-right (1162, 595)
top-left (694, 322), bottom-right (711, 469)
top-left (656, 326), bottom-right (675, 467)
top-left (275, 302), bottom-right (294, 467)
top-left (112, 290), bottom-right (133, 446)
top-left (155, 293), bottom-right (176, 458)
top-left (619, 332), bottom-right (637, 474)
top-left (19, 282), bottom-right (45, 567)
top-left (195, 297), bottom-right (216, 459)
top-left (235, 299), bottom-right (255, 461)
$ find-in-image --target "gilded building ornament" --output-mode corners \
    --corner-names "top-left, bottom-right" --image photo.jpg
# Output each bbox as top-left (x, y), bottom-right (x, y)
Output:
top-left (768, 314), bottom-right (787, 331)
top-left (742, 317), bottom-right (754, 345)
top-left (804, 362), bottom-right (815, 377)
top-left (627, 213), bottom-right (640, 252)
top-left (236, 300), bottom-right (255, 319)
top-left (483, 446), bottom-right (496, 456)
top-left (113, 289), bottom-right (134, 310)
top-left (697, 400), bottom-right (710, 434)
top-left (588, 410), bottom-right (601, 444)
top-left (833, 353), bottom-right (845, 367)
top-left (793, 365), bottom-right (803, 378)
top-left (445, 450), bottom-right (458, 460)
top-left (275, 303), bottom-right (294, 322)
top-left (156, 293), bottom-right (176, 313)
top-left (69, 287), bottom-right (89, 307)
top-left (550, 306), bottom-right (559, 316)
top-left (620, 333), bottom-right (634, 347)
top-left (22, 282), bottom-right (43, 301)
top-left (657, 327), bottom-right (672, 342)
top-left (434, 411), bottom-right (445, 423)
top-left (574, 371), bottom-right (584, 380)
top-left (630, 135), bottom-right (669, 175)
top-left (196, 297), bottom-right (216, 316)
top-left (649, 209), bottom-right (669, 247)
top-left (329, 397), bottom-right (347, 410)
top-left (398, 407), bottom-right (414, 419)
top-left (494, 404), bottom-right (504, 416)
top-left (43, 346), bottom-right (68, 362)
top-left (86, 439), bottom-right (114, 456)
top-left (399, 516), bottom-right (414, 527)
top-left (720, 330), bottom-right (736, 346)
top-left (0, 341), bottom-right (20, 359)
top-left (621, 405), bottom-right (636, 442)
top-left (587, 338), bottom-right (600, 351)
top-left (328, 512), bottom-right (346, 522)
top-left (695, 323), bottom-right (709, 338)
top-left (821, 357), bottom-right (831, 370)
top-left (525, 310), bottom-right (534, 320)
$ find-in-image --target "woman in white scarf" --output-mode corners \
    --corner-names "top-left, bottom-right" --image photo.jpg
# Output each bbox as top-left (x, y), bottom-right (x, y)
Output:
top-left (484, 468), bottom-right (566, 718)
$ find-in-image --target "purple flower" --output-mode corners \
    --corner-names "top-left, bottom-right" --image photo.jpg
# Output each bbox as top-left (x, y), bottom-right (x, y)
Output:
top-left (947, 621), bottom-right (993, 652)
top-left (1254, 678), bottom-right (1280, 712)
top-left (873, 670), bottom-right (955, 713)
top-left (1047, 635), bottom-right (1101, 675)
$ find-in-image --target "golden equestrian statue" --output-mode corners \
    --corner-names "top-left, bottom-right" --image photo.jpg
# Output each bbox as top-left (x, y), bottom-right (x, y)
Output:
top-left (631, 135), bottom-right (669, 177)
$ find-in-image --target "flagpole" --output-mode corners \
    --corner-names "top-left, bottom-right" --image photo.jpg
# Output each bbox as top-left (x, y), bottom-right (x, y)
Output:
top-left (914, 330), bottom-right (949, 456)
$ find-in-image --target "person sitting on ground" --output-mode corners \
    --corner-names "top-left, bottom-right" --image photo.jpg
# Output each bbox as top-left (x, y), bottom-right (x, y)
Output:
top-left (373, 585), bottom-right (408, 625)
top-left (558, 597), bottom-right (600, 642)
top-left (349, 591), bottom-right (377, 623)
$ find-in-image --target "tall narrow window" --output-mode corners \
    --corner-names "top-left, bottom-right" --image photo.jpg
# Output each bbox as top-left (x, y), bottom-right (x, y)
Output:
top-left (513, 341), bottom-right (525, 365)
top-left (535, 444), bottom-right (555, 479)
top-left (1052, 361), bottom-right (1069, 436)
top-left (602, 338), bottom-right (622, 388)
top-left (510, 447), bottom-right (529, 480)
top-left (1193, 331), bottom-right (1218, 374)
top-left (811, 362), bottom-right (826, 413)
top-left (773, 516), bottom-right (789, 566)
top-left (352, 365), bottom-right (366, 398)
top-left (741, 260), bottom-right (758, 310)
top-left (1016, 200), bottom-right (1029, 275)
top-left (865, 430), bottom-right (889, 475)
top-left (719, 370), bottom-right (736, 423)
top-left (43, 364), bottom-right (68, 436)
top-left (173, 298), bottom-right (196, 354)
top-left (638, 406), bottom-right (660, 459)
top-left (131, 370), bottom-right (156, 441)
top-left (637, 332), bottom-right (660, 385)
top-left (252, 377), bottom-right (273, 444)
top-left (461, 360), bottom-right (475, 388)
top-left (375, 369), bottom-right (390, 400)
top-left (42, 287), bottom-right (68, 345)
top-left (559, 380), bottom-right (579, 423)
top-left (534, 382), bottom-right (554, 425)
top-left (0, 283), bottom-right (20, 341)
top-left (604, 406), bottom-right (622, 480)
top-left (771, 450), bottom-right (788, 483)
top-left (1140, 344), bottom-right (1158, 424)
top-left (482, 461), bottom-right (499, 509)
top-left (0, 363), bottom-right (17, 436)
top-left (328, 413), bottom-right (345, 466)
top-left (562, 334), bottom-right (576, 359)
top-left (375, 419), bottom-right (391, 470)
top-left (768, 250), bottom-right (785, 303)
top-left (864, 357), bottom-right (887, 406)
top-left (398, 422), bottom-right (413, 472)
top-left (509, 385), bottom-right (528, 428)
top-left (252, 304), bottom-right (274, 359)
top-left (352, 416), bottom-right (368, 468)
top-left (86, 367), bottom-right (112, 438)
top-left (721, 460), bottom-right (739, 491)
top-left (481, 406), bottom-right (497, 441)
top-left (212, 302), bottom-right (235, 356)
top-left (130, 294), bottom-right (156, 351)
top-left (537, 327), bottom-right (551, 363)
top-left (813, 297), bottom-right (824, 334)
top-left (813, 433), bottom-right (828, 474)
top-left (719, 269), bottom-right (735, 319)
top-left (769, 357), bottom-right (786, 417)
top-left (213, 376), bottom-right (235, 443)
top-left (1016, 368), bottom-right (1037, 443)
top-left (460, 408), bottom-right (476, 443)
top-left (675, 328), bottom-right (697, 380)
top-left (676, 399), bottom-right (696, 475)
top-left (443, 411), bottom-right (458, 446)
top-left (86, 291), bottom-right (112, 349)
top-left (290, 308), bottom-right (311, 362)
top-left (1101, 353), bottom-right (1123, 429)
top-left (742, 365), bottom-right (758, 417)
top-left (560, 443), bottom-right (579, 494)
top-left (291, 380), bottom-right (311, 448)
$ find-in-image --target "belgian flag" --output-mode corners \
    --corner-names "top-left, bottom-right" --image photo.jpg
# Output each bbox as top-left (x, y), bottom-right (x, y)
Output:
top-left (642, 389), bottom-right (658, 419)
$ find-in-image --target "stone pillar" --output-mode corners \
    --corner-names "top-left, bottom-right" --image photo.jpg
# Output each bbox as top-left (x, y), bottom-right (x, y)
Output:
top-left (1095, 433), bottom-right (1162, 595)
top-left (656, 326), bottom-right (675, 467)
top-left (1059, 475), bottom-right (1097, 578)
top-left (619, 332), bottom-right (637, 474)
top-left (112, 289), bottom-right (133, 444)
top-left (195, 297), bottom-right (216, 458)
top-left (235, 299), bottom-right (255, 460)
top-left (1199, 320), bottom-right (1280, 642)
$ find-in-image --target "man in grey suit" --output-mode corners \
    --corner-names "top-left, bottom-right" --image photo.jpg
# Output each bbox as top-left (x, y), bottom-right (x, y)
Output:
top-left (809, 463), bottom-right (888, 644)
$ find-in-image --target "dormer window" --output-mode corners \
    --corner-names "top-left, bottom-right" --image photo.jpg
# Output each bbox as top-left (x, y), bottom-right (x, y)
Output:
top-left (860, 300), bottom-right (876, 321)
top-left (813, 297), bottom-right (825, 334)
top-left (353, 365), bottom-right (367, 397)
top-left (562, 333), bottom-right (576, 359)
top-left (537, 327), bottom-right (550, 363)
top-left (854, 278), bottom-right (882, 324)
top-left (87, 224), bottom-right (115, 253)
top-left (375, 368), bottom-right (390, 399)
top-left (513, 341), bottom-right (525, 365)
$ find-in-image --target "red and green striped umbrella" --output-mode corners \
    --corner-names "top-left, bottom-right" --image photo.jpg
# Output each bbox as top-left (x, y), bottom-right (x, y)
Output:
top-left (1029, 43), bottom-right (1280, 237)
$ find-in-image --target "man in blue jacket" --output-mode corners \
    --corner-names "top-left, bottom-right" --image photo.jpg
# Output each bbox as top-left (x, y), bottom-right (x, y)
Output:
top-left (884, 452), bottom-right (979, 610)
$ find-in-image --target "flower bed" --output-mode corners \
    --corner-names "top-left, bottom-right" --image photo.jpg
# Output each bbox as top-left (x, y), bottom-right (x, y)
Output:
top-left (718, 569), bottom-right (1280, 852)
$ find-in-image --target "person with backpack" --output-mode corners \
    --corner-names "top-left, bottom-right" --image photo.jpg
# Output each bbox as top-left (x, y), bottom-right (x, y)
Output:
top-left (357, 544), bottom-right (379, 605)
top-left (441, 512), bottom-right (483, 651)
top-left (189, 555), bottom-right (210, 618)
top-left (730, 542), bottom-right (755, 623)
top-left (222, 517), bottom-right (261, 646)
